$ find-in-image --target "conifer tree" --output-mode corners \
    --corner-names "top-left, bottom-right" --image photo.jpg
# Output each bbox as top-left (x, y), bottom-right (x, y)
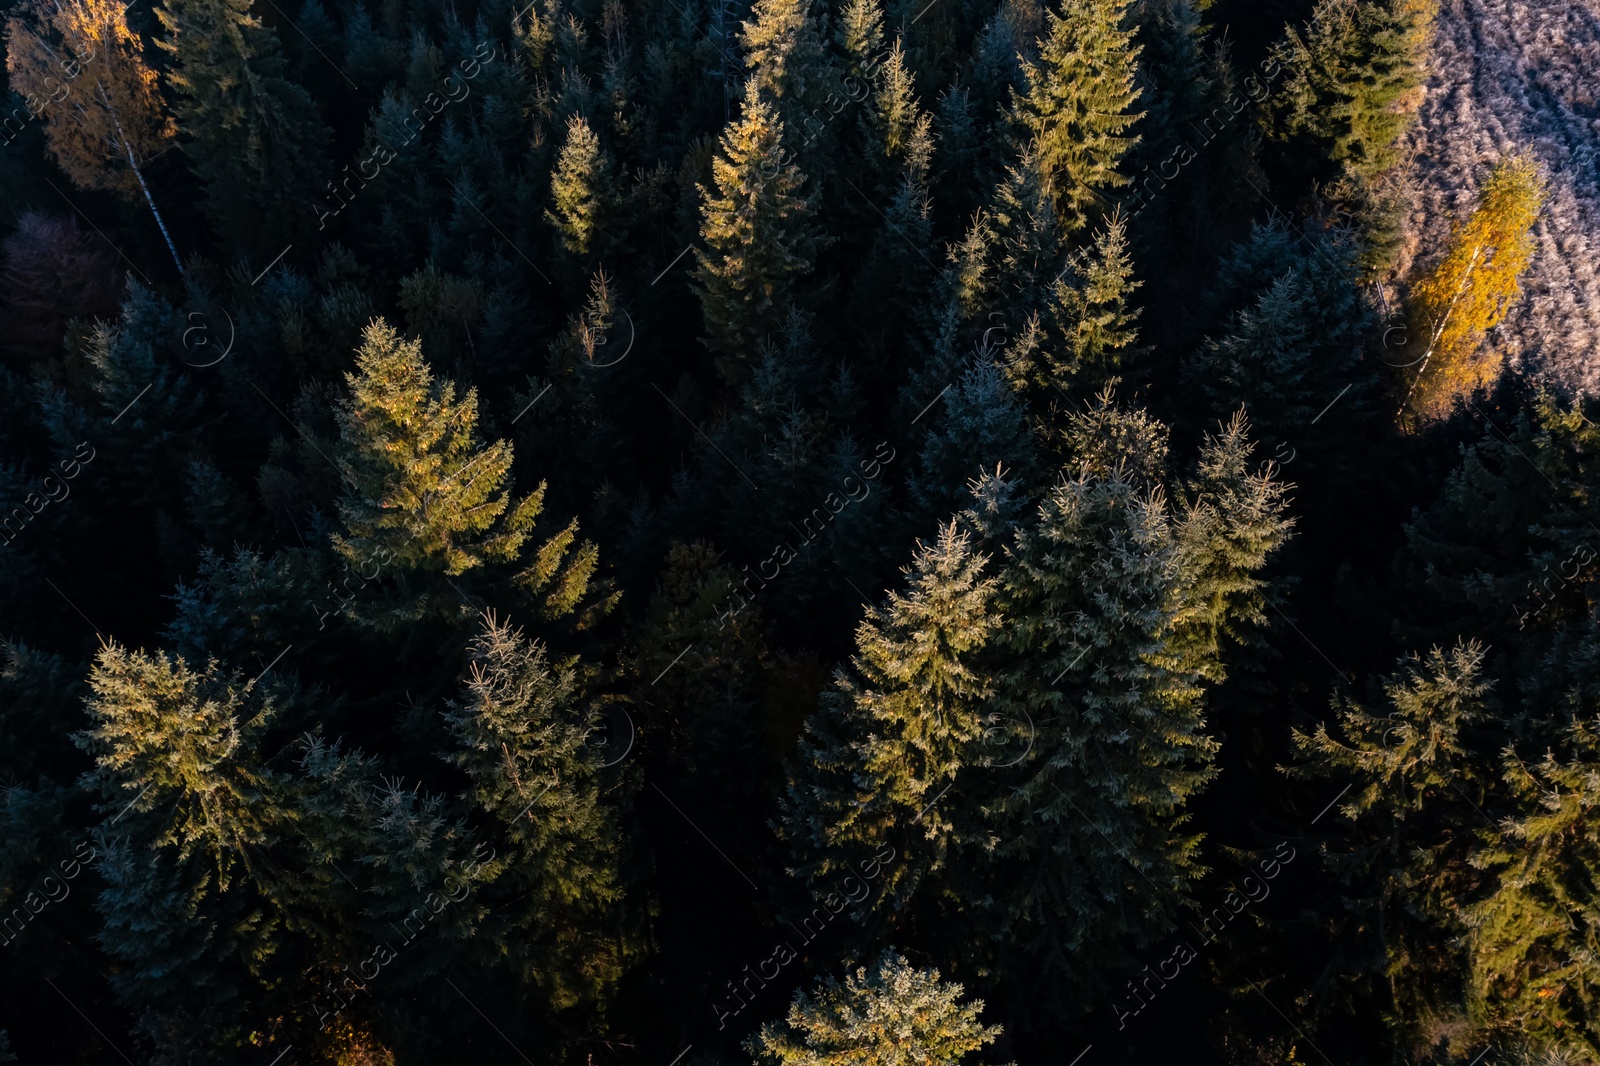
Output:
top-left (1404, 153), bottom-right (1545, 421)
top-left (545, 114), bottom-right (616, 259)
top-left (1011, 0), bottom-right (1143, 233)
top-left (0, 212), bottom-right (122, 363)
top-left (693, 83), bottom-right (816, 382)
top-left (1058, 387), bottom-right (1171, 486)
top-left (1186, 273), bottom-right (1343, 441)
top-left (973, 463), bottom-right (1218, 1013)
top-left (1183, 219), bottom-right (1373, 456)
top-left (739, 0), bottom-right (832, 113)
top-left (628, 541), bottom-right (770, 813)
top-left (782, 522), bottom-right (1001, 918)
top-left (73, 644), bottom-right (287, 1033)
top-left (1016, 211), bottom-right (1140, 402)
top-left (1169, 410), bottom-right (1296, 686)
top-left (1469, 714), bottom-right (1600, 1060)
top-left (834, 0), bottom-right (884, 82)
top-left (155, 0), bottom-right (333, 257)
top-left (1131, 0), bottom-right (1213, 166)
top-left (1402, 394), bottom-right (1600, 642)
top-left (1292, 641), bottom-right (1493, 1052)
top-left (441, 611), bottom-right (628, 1006)
top-left (910, 356), bottom-right (1040, 526)
top-left (746, 951), bottom-right (1003, 1066)
top-left (871, 40), bottom-right (927, 165)
top-left (332, 319), bottom-right (600, 630)
top-left (6, 0), bottom-right (185, 274)
top-left (39, 284), bottom-right (208, 512)
top-left (1264, 0), bottom-right (1437, 181)
top-left (970, 149), bottom-right (1066, 341)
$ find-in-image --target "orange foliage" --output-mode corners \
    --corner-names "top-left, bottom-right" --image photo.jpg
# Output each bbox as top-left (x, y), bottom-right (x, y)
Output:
top-left (5, 0), bottom-right (174, 197)
top-left (1403, 152), bottom-right (1545, 422)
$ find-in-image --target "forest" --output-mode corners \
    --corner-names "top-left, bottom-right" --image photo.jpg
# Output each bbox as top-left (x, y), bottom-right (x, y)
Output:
top-left (0, 0), bottom-right (1596, 1061)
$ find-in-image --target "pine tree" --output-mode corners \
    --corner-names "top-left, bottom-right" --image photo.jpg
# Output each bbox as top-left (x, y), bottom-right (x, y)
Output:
top-left (72, 644), bottom-right (287, 1030)
top-left (910, 356), bottom-right (1040, 526)
top-left (1011, 0), bottom-right (1143, 233)
top-left (739, 0), bottom-right (832, 113)
top-left (1404, 153), bottom-right (1545, 422)
top-left (1292, 641), bottom-right (1493, 1054)
top-left (834, 0), bottom-right (884, 82)
top-left (441, 611), bottom-right (628, 1007)
top-left (1466, 712), bottom-right (1600, 1060)
top-left (782, 522), bottom-right (1001, 918)
top-left (545, 113), bottom-right (616, 259)
top-left (746, 951), bottom-right (1003, 1066)
top-left (1169, 410), bottom-right (1296, 686)
top-left (332, 319), bottom-right (600, 630)
top-left (693, 83), bottom-right (816, 383)
top-left (6, 0), bottom-right (185, 274)
top-left (155, 0), bottom-right (333, 258)
top-left (1263, 0), bottom-right (1437, 181)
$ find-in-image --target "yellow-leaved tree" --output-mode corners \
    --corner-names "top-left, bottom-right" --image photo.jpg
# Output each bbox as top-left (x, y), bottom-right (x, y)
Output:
top-left (5, 0), bottom-right (184, 275)
top-left (1402, 152), bottom-right (1544, 422)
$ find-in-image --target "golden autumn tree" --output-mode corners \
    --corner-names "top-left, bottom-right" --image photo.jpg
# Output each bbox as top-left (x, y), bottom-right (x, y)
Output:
top-left (6, 0), bottom-right (184, 275)
top-left (1402, 153), bottom-right (1544, 421)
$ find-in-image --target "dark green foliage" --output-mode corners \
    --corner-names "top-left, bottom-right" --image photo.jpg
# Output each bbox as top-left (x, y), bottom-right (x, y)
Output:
top-left (0, 0), bottom-right (1582, 1062)
top-left (1011, 0), bottom-right (1143, 233)
top-left (1261, 0), bottom-right (1435, 182)
top-left (156, 0), bottom-right (334, 258)
top-left (441, 611), bottom-right (631, 1008)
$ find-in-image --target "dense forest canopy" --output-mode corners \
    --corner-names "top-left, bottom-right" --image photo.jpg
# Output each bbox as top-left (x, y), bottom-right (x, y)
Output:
top-left (1, 0), bottom-right (1597, 1062)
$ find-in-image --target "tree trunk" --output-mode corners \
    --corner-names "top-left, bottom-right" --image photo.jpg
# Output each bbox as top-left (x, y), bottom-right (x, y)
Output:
top-left (104, 92), bottom-right (185, 279)
top-left (1401, 241), bottom-right (1484, 415)
top-left (122, 140), bottom-right (185, 279)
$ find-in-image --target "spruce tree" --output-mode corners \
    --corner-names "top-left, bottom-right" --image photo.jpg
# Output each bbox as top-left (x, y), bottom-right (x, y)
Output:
top-left (441, 611), bottom-right (628, 1007)
top-left (1057, 387), bottom-right (1170, 487)
top-left (1466, 713), bottom-right (1600, 1060)
top-left (693, 83), bottom-right (816, 383)
top-left (1027, 212), bottom-right (1141, 401)
top-left (739, 0), bottom-right (832, 114)
top-left (871, 40), bottom-right (927, 165)
top-left (73, 644), bottom-right (288, 1038)
top-left (782, 522), bottom-right (1001, 919)
top-left (972, 460), bottom-right (1221, 1015)
top-left (1011, 0), bottom-right (1143, 233)
top-left (746, 951), bottom-right (1003, 1066)
top-left (1292, 642), bottom-right (1494, 1053)
top-left (1264, 0), bottom-right (1437, 181)
top-left (545, 114), bottom-right (616, 259)
top-left (834, 0), bottom-right (884, 82)
top-left (1169, 410), bottom-right (1296, 686)
top-left (155, 0), bottom-right (333, 258)
top-left (332, 319), bottom-right (601, 630)
top-left (910, 356), bottom-right (1040, 527)
top-left (969, 149), bottom-right (1067, 344)
top-left (1182, 219), bottom-right (1373, 458)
